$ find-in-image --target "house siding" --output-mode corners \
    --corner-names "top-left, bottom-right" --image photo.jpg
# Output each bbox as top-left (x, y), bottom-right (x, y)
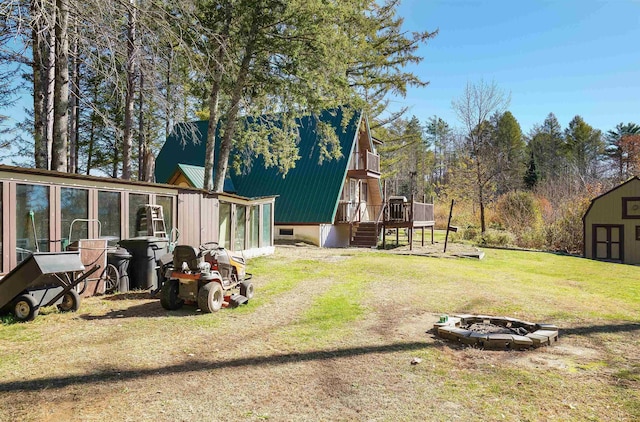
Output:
top-left (584, 178), bottom-right (640, 264)
top-left (0, 165), bottom-right (273, 277)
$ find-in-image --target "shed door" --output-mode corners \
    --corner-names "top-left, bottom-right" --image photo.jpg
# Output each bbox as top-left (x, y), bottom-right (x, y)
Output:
top-left (593, 225), bottom-right (624, 262)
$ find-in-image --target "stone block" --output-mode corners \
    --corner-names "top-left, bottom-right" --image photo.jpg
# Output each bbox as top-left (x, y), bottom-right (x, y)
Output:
top-left (511, 335), bottom-right (534, 349)
top-left (537, 323), bottom-right (559, 331)
top-left (459, 335), bottom-right (481, 346)
top-left (448, 317), bottom-right (462, 327)
top-left (532, 330), bottom-right (559, 342)
top-left (484, 334), bottom-right (514, 349)
top-left (526, 333), bottom-right (551, 347)
top-left (449, 328), bottom-right (473, 340)
top-left (437, 326), bottom-right (457, 340)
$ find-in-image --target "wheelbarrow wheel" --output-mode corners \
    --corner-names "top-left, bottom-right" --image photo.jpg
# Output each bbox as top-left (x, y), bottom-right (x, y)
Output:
top-left (58, 289), bottom-right (81, 312)
top-left (240, 281), bottom-right (254, 301)
top-left (103, 264), bottom-right (120, 294)
top-left (198, 282), bottom-right (224, 313)
top-left (13, 294), bottom-right (39, 322)
top-left (160, 279), bottom-right (183, 310)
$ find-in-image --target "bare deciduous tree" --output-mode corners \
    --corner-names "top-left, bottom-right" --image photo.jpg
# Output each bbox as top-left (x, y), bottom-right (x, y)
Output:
top-left (452, 80), bottom-right (510, 233)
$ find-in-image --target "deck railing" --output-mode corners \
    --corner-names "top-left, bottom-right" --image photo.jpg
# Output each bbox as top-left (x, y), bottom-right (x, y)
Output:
top-left (336, 202), bottom-right (384, 224)
top-left (386, 201), bottom-right (410, 222)
top-left (336, 202), bottom-right (350, 223)
top-left (412, 202), bottom-right (434, 222)
top-left (384, 199), bottom-right (434, 224)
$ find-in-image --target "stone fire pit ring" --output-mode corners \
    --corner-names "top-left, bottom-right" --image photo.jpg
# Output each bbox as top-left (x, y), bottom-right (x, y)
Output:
top-left (434, 314), bottom-right (559, 350)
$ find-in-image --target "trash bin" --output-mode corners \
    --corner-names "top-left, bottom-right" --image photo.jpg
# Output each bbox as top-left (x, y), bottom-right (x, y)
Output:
top-left (119, 237), bottom-right (169, 291)
top-left (388, 196), bottom-right (407, 220)
top-left (107, 247), bottom-right (132, 292)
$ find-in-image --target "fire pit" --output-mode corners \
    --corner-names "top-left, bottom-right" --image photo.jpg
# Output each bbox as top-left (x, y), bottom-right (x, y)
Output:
top-left (433, 314), bottom-right (558, 350)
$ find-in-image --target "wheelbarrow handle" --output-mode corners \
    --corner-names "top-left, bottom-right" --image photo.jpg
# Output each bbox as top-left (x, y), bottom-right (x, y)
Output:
top-left (44, 264), bottom-right (102, 308)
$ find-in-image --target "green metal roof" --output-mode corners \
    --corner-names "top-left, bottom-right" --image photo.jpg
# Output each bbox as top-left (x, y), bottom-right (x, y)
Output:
top-left (155, 109), bottom-right (363, 224)
top-left (173, 163), bottom-right (236, 192)
top-left (156, 120), bottom-right (210, 185)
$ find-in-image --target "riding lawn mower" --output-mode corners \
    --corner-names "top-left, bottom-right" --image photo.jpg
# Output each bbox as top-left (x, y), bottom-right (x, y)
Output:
top-left (160, 241), bottom-right (253, 313)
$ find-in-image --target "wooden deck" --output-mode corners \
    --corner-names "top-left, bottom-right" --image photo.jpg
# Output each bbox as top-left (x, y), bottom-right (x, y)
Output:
top-left (335, 197), bottom-right (435, 249)
top-left (381, 199), bottom-right (435, 250)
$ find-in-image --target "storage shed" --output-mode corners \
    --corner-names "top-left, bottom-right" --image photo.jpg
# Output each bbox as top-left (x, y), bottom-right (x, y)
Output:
top-left (583, 177), bottom-right (640, 264)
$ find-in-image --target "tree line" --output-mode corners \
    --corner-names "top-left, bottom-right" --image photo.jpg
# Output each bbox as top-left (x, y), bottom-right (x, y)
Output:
top-left (0, 0), bottom-right (436, 188)
top-left (377, 80), bottom-right (639, 252)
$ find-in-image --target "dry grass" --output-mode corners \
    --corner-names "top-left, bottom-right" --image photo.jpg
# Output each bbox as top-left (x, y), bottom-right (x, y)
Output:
top-left (0, 244), bottom-right (639, 421)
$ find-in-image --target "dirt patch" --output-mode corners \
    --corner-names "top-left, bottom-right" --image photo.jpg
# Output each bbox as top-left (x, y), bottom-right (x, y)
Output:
top-left (0, 245), bottom-right (638, 421)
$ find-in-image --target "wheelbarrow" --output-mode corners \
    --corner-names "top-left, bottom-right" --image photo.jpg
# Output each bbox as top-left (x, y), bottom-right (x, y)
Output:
top-left (0, 251), bottom-right (101, 322)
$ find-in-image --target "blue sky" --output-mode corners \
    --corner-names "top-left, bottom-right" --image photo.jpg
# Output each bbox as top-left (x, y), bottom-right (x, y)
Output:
top-left (391, 0), bottom-right (640, 134)
top-left (2, 0), bottom-right (639, 156)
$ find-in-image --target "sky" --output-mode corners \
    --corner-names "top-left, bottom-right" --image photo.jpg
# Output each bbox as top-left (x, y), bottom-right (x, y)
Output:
top-left (389, 0), bottom-right (640, 134)
top-left (2, 0), bottom-right (639, 162)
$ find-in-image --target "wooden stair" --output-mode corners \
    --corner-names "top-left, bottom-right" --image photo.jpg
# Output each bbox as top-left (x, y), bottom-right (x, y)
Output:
top-left (350, 222), bottom-right (380, 248)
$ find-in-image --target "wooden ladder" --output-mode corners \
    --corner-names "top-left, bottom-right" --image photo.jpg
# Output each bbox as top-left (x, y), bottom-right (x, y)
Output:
top-left (145, 205), bottom-right (167, 238)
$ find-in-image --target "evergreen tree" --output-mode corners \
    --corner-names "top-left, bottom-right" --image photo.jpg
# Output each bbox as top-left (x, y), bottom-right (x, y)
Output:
top-left (564, 115), bottom-right (603, 179)
top-left (425, 116), bottom-right (451, 190)
top-left (491, 111), bottom-right (525, 194)
top-left (606, 122), bottom-right (640, 181)
top-left (526, 112), bottom-right (567, 181)
top-left (523, 151), bottom-right (539, 189)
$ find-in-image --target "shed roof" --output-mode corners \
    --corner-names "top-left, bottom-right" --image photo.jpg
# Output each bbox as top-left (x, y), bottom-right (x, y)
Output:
top-left (155, 109), bottom-right (363, 224)
top-left (582, 176), bottom-right (640, 222)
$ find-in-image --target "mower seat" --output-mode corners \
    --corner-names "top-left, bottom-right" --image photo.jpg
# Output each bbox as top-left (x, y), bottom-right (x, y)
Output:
top-left (172, 245), bottom-right (202, 271)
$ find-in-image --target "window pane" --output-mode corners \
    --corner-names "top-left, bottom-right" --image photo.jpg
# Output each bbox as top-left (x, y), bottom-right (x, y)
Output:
top-left (129, 193), bottom-right (149, 237)
top-left (234, 205), bottom-right (246, 251)
top-left (98, 191), bottom-right (121, 244)
top-left (61, 188), bottom-right (88, 248)
top-left (262, 203), bottom-right (272, 247)
top-left (219, 202), bottom-right (231, 248)
top-left (250, 206), bottom-right (259, 249)
top-left (16, 184), bottom-right (50, 261)
top-left (156, 196), bottom-right (174, 233)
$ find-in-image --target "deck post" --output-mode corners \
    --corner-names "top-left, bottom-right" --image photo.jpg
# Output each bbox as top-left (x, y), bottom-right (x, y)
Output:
top-left (382, 224), bottom-right (386, 248)
top-left (349, 223), bottom-right (353, 247)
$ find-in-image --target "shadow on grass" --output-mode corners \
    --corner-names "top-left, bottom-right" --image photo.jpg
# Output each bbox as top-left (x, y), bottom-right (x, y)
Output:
top-left (102, 291), bottom-right (157, 301)
top-left (0, 341), bottom-right (436, 392)
top-left (79, 301), bottom-right (201, 320)
top-left (562, 322), bottom-right (640, 336)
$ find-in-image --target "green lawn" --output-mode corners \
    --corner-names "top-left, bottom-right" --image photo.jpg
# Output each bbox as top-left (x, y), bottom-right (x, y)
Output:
top-left (0, 246), bottom-right (638, 421)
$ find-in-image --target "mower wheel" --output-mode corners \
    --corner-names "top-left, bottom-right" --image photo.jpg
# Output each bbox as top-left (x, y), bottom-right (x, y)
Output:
top-left (240, 281), bottom-right (254, 301)
top-left (198, 282), bottom-right (224, 313)
top-left (57, 289), bottom-right (81, 312)
top-left (13, 294), bottom-right (39, 322)
top-left (160, 279), bottom-right (184, 310)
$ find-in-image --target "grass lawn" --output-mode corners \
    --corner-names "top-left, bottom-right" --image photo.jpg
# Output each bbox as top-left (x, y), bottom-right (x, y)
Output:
top-left (0, 245), bottom-right (638, 421)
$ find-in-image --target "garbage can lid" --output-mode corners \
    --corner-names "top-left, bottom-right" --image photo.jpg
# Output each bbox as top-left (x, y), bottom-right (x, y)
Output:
top-left (109, 247), bottom-right (132, 258)
top-left (121, 236), bottom-right (169, 243)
